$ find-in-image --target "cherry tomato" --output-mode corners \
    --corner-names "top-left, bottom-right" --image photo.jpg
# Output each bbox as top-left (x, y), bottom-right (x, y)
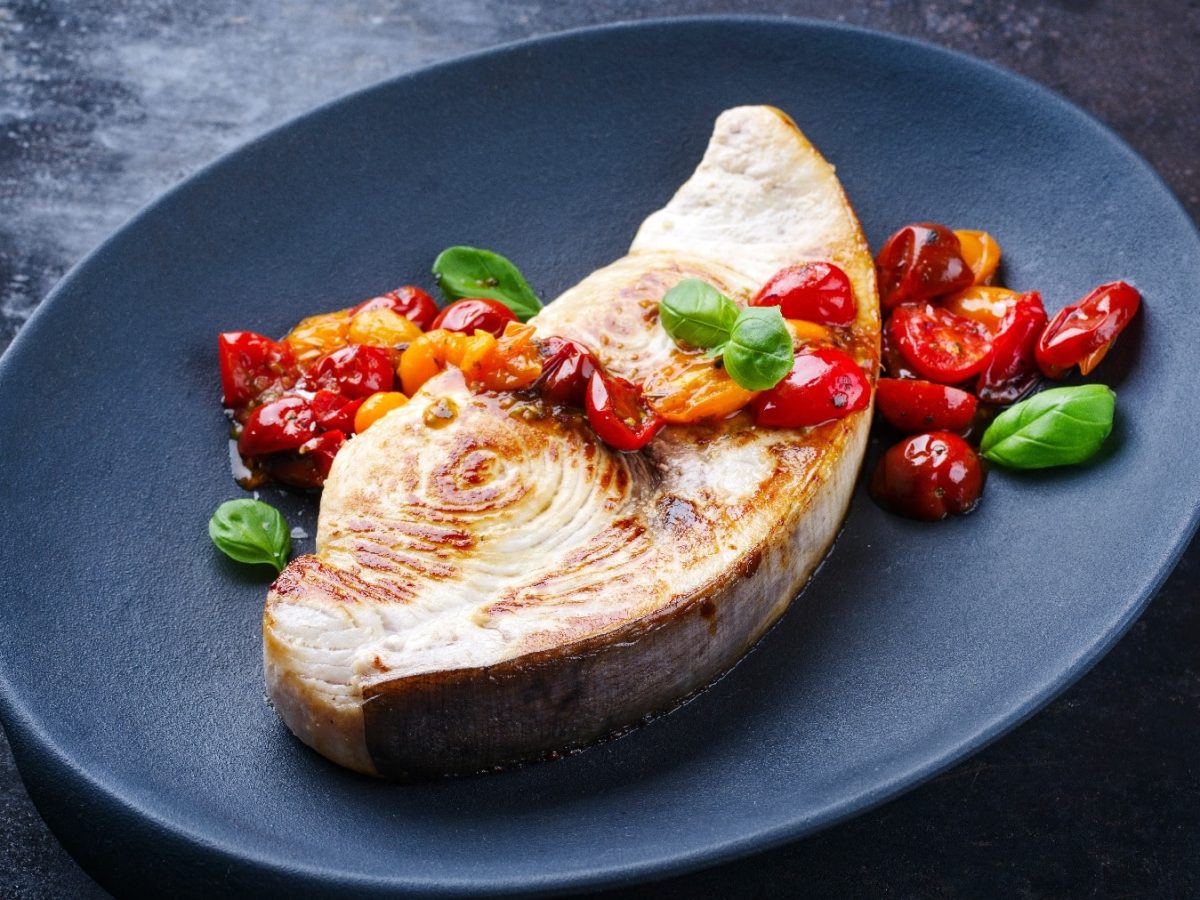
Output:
top-left (585, 370), bottom-right (664, 451)
top-left (876, 223), bottom-right (975, 310)
top-left (308, 345), bottom-right (394, 398)
top-left (284, 311), bottom-right (351, 365)
top-left (311, 389), bottom-right (365, 433)
top-left (889, 303), bottom-right (993, 384)
top-left (535, 336), bottom-right (597, 407)
top-left (218, 331), bottom-right (297, 408)
top-left (267, 430), bottom-right (346, 490)
top-left (751, 262), bottom-right (857, 326)
top-left (238, 395), bottom-right (319, 456)
top-left (953, 230), bottom-right (1002, 285)
top-left (941, 286), bottom-right (1020, 336)
top-left (643, 355), bottom-right (755, 424)
top-left (430, 298), bottom-right (518, 338)
top-left (351, 285), bottom-right (439, 331)
top-left (1035, 281), bottom-right (1141, 379)
top-left (976, 292), bottom-right (1048, 404)
top-left (876, 378), bottom-right (977, 433)
top-left (347, 306), bottom-right (423, 349)
top-left (870, 432), bottom-right (984, 521)
top-left (881, 318), bottom-right (918, 380)
top-left (354, 391), bottom-right (408, 433)
top-left (750, 348), bottom-right (870, 428)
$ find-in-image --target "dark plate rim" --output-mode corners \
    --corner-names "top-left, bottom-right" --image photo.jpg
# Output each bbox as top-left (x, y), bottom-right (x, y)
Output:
top-left (1, 14), bottom-right (1198, 897)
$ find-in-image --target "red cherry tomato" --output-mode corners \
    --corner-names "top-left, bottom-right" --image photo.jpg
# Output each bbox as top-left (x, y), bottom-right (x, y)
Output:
top-left (266, 430), bottom-right (346, 489)
top-left (308, 345), bottom-right (394, 398)
top-left (585, 370), bottom-right (664, 451)
top-left (238, 395), bottom-right (319, 456)
top-left (535, 336), bottom-right (598, 407)
top-left (351, 285), bottom-right (439, 331)
top-left (218, 331), bottom-right (297, 408)
top-left (875, 378), bottom-right (977, 433)
top-left (870, 432), bottom-right (984, 521)
top-left (750, 262), bottom-right (857, 326)
top-left (881, 318), bottom-right (918, 380)
top-left (1035, 281), bottom-right (1140, 379)
top-left (976, 292), bottom-right (1048, 404)
top-left (875, 223), bottom-right (975, 311)
top-left (750, 347), bottom-right (871, 428)
top-left (889, 303), bottom-right (993, 384)
top-left (311, 388), bottom-right (365, 433)
top-left (430, 297), bottom-right (518, 338)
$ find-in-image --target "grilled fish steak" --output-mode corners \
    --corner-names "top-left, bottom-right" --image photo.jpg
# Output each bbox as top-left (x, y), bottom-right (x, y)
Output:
top-left (264, 106), bottom-right (881, 778)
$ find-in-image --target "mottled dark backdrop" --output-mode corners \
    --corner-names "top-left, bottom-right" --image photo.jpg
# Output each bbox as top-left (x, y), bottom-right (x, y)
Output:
top-left (1, 1), bottom-right (1197, 897)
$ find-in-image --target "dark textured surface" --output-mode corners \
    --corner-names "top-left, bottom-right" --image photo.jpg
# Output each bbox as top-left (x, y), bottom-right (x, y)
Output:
top-left (0, 2), bottom-right (1197, 898)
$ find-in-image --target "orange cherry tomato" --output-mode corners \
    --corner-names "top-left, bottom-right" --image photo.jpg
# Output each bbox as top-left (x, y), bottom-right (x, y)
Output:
top-left (354, 391), bottom-right (409, 433)
top-left (786, 318), bottom-right (835, 347)
top-left (953, 230), bottom-right (1002, 285)
top-left (941, 286), bottom-right (1020, 336)
top-left (285, 310), bottom-right (351, 364)
top-left (643, 354), bottom-right (755, 424)
top-left (473, 322), bottom-right (543, 391)
top-left (399, 329), bottom-right (496, 395)
top-left (347, 306), bottom-right (423, 349)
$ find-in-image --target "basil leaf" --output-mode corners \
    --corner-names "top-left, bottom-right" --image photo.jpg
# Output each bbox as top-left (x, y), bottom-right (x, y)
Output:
top-left (659, 279), bottom-right (740, 350)
top-left (431, 246), bottom-right (543, 321)
top-left (722, 306), bottom-right (794, 391)
top-left (980, 384), bottom-right (1116, 469)
top-left (209, 499), bottom-right (291, 573)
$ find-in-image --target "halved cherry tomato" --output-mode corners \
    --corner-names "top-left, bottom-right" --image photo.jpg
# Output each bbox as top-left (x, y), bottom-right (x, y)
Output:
top-left (285, 311), bottom-right (351, 365)
top-left (643, 355), bottom-right (755, 424)
top-left (953, 230), bottom-right (1001, 285)
top-left (1035, 281), bottom-right (1141, 378)
top-left (750, 348), bottom-right (870, 428)
top-left (218, 331), bottom-right (297, 408)
top-left (786, 319), bottom-right (835, 346)
top-left (881, 319), bottom-right (918, 380)
top-left (535, 337), bottom-right (598, 407)
top-left (751, 262), bottom-right (856, 326)
top-left (309, 345), bottom-right (394, 398)
top-left (354, 391), bottom-right (408, 433)
top-left (430, 298), bottom-right (518, 338)
top-left (472, 322), bottom-right (543, 391)
top-left (870, 431), bottom-right (984, 521)
top-left (585, 371), bottom-right (664, 451)
top-left (876, 378), bottom-right (977, 433)
top-left (238, 395), bottom-right (319, 456)
top-left (976, 292), bottom-right (1048, 404)
top-left (941, 286), bottom-right (1020, 336)
top-left (266, 430), bottom-right (346, 489)
top-left (889, 303), bottom-right (993, 384)
top-left (311, 389), bottom-right (365, 433)
top-left (350, 285), bottom-right (439, 331)
top-left (347, 306), bottom-right (423, 349)
top-left (875, 223), bottom-right (975, 310)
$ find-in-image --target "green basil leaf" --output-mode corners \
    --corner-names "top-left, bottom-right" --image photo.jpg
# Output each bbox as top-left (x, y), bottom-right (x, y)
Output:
top-left (722, 306), bottom-right (794, 391)
top-left (980, 384), bottom-right (1116, 469)
top-left (431, 246), bottom-right (543, 321)
top-left (209, 499), bottom-right (291, 573)
top-left (659, 279), bottom-right (740, 350)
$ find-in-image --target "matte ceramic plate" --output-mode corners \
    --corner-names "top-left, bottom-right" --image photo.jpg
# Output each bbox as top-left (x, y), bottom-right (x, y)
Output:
top-left (1, 17), bottom-right (1198, 897)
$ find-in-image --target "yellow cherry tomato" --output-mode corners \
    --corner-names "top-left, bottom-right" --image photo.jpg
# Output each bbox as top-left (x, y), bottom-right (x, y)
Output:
top-left (786, 318), bottom-right (835, 347)
top-left (954, 230), bottom-right (1002, 285)
top-left (474, 322), bottom-right (543, 391)
top-left (347, 306), bottom-right (423, 349)
top-left (285, 309), bottom-right (351, 364)
top-left (644, 354), bottom-right (755, 424)
top-left (398, 329), bottom-right (498, 395)
top-left (354, 391), bottom-right (409, 432)
top-left (942, 285), bottom-right (1020, 336)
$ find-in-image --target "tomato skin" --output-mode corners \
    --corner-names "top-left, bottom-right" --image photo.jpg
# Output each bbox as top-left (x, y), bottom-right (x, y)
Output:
top-left (585, 371), bottom-right (664, 451)
top-left (876, 378), bottom-right (977, 433)
top-left (889, 303), bottom-right (994, 384)
top-left (218, 331), bottom-right (297, 408)
top-left (751, 262), bottom-right (857, 326)
top-left (870, 432), bottom-right (984, 521)
top-left (953, 230), bottom-right (1002, 285)
top-left (351, 285), bottom-right (439, 330)
top-left (750, 348), bottom-right (871, 428)
top-left (1035, 281), bottom-right (1140, 379)
top-left (308, 345), bottom-right (394, 398)
top-left (875, 223), bottom-right (975, 310)
top-left (941, 286), bottom-right (1020, 336)
top-left (976, 292), bottom-right (1048, 404)
top-left (266, 430), bottom-right (346, 489)
top-left (881, 318), bottom-right (918, 379)
top-left (430, 297), bottom-right (518, 338)
top-left (535, 337), bottom-right (597, 407)
top-left (310, 388), bottom-right (365, 433)
top-left (239, 395), bottom-right (319, 456)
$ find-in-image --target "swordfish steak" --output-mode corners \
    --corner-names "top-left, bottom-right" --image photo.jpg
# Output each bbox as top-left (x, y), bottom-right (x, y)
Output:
top-left (263, 106), bottom-right (881, 778)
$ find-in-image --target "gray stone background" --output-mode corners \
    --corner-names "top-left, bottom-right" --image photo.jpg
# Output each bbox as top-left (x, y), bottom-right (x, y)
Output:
top-left (1, 1), bottom-right (1197, 896)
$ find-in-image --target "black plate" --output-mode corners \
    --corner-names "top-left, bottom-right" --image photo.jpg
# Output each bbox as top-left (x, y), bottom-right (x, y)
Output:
top-left (1, 18), bottom-right (1198, 897)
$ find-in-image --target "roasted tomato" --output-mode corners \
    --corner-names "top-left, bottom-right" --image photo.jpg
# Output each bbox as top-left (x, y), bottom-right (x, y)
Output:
top-left (876, 378), bottom-right (977, 433)
top-left (238, 395), bottom-right (319, 456)
top-left (430, 297), bottom-right (518, 338)
top-left (751, 262), bottom-right (856, 326)
top-left (347, 306), bottom-right (423, 349)
top-left (1035, 281), bottom-right (1141, 378)
top-left (953, 230), bottom-right (1002, 285)
top-left (308, 345), bottom-right (394, 398)
top-left (875, 223), bottom-right (975, 310)
top-left (311, 389), bottom-right (365, 433)
top-left (881, 318), bottom-right (918, 380)
top-left (750, 347), bottom-right (870, 428)
top-left (870, 432), bottom-right (984, 521)
top-left (266, 430), bottom-right (346, 489)
top-left (644, 355), bottom-right (755, 424)
top-left (976, 292), bottom-right (1048, 404)
top-left (535, 336), bottom-right (597, 407)
top-left (218, 331), bottom-right (297, 408)
top-left (889, 303), bottom-right (993, 384)
top-left (354, 391), bottom-right (408, 433)
top-left (284, 311), bottom-right (351, 365)
top-left (350, 285), bottom-right (439, 331)
top-left (585, 370), bottom-right (664, 451)
top-left (942, 286), bottom-right (1020, 336)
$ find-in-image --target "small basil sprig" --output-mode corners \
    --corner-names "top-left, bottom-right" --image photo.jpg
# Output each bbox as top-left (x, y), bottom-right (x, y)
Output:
top-left (432, 246), bottom-right (543, 321)
top-left (209, 499), bottom-right (291, 573)
top-left (980, 384), bottom-right (1116, 469)
top-left (659, 279), bottom-right (794, 391)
